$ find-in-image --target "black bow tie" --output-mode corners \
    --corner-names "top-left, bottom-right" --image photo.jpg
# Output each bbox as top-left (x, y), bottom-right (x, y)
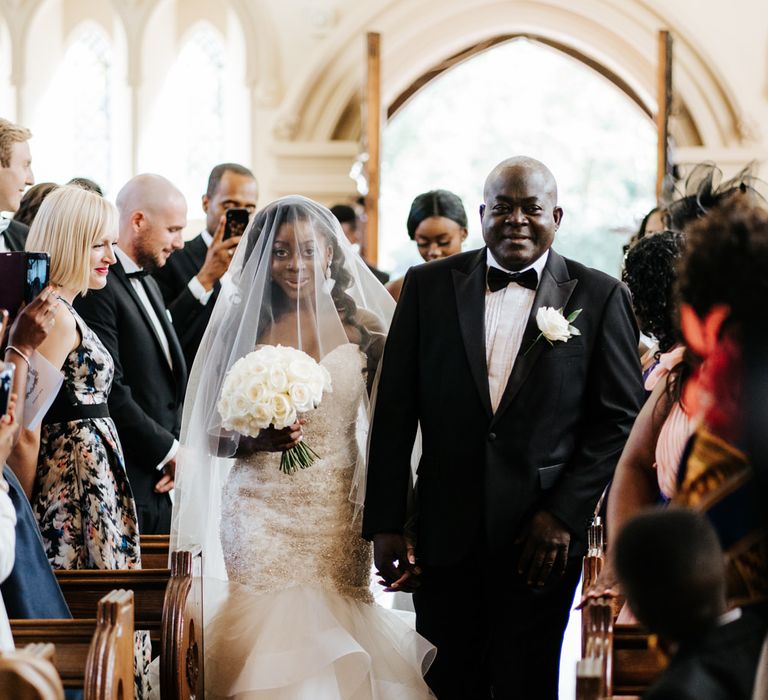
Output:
top-left (125, 270), bottom-right (149, 280)
top-left (487, 266), bottom-right (538, 293)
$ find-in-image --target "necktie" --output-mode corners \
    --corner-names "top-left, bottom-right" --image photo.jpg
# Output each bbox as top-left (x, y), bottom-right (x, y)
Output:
top-left (487, 266), bottom-right (538, 293)
top-left (125, 269), bottom-right (149, 280)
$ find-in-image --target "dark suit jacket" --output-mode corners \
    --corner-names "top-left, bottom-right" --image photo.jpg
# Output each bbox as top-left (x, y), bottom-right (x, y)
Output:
top-left (644, 611), bottom-right (766, 699)
top-left (3, 219), bottom-right (29, 251)
top-left (152, 234), bottom-right (218, 371)
top-left (73, 261), bottom-right (187, 506)
top-left (363, 248), bottom-right (644, 565)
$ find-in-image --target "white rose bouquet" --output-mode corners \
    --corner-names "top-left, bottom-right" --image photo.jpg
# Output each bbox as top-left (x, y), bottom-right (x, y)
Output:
top-left (217, 345), bottom-right (332, 474)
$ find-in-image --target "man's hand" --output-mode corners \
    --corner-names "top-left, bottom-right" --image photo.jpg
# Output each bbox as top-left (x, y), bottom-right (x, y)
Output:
top-left (577, 557), bottom-right (620, 609)
top-left (154, 457), bottom-right (176, 493)
top-left (196, 215), bottom-right (241, 291)
top-left (516, 510), bottom-right (571, 587)
top-left (373, 533), bottom-right (421, 593)
top-left (8, 286), bottom-right (59, 355)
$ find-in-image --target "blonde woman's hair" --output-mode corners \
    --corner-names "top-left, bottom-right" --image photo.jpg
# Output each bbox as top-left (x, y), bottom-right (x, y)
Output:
top-left (26, 185), bottom-right (117, 295)
top-left (0, 118), bottom-right (32, 167)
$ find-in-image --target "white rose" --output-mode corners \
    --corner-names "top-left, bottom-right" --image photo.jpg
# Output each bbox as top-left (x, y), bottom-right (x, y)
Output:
top-left (244, 377), bottom-right (268, 404)
top-left (535, 306), bottom-right (572, 343)
top-left (246, 360), bottom-right (269, 382)
top-left (268, 366), bottom-right (289, 393)
top-left (307, 378), bottom-right (325, 404)
top-left (231, 416), bottom-right (252, 435)
top-left (271, 393), bottom-right (297, 429)
top-left (230, 394), bottom-right (250, 417)
top-left (287, 358), bottom-right (315, 383)
top-left (289, 383), bottom-right (315, 412)
top-left (252, 400), bottom-right (273, 428)
top-left (218, 396), bottom-right (233, 421)
top-left (254, 346), bottom-right (279, 363)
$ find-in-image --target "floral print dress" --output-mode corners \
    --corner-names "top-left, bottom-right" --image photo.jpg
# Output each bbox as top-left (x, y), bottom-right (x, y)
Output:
top-left (33, 298), bottom-right (141, 569)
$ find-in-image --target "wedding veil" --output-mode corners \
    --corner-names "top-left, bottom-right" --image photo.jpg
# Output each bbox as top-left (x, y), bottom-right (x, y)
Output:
top-left (169, 195), bottom-right (395, 580)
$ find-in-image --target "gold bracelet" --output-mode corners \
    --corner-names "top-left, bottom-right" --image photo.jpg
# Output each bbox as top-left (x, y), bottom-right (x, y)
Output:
top-left (5, 345), bottom-right (31, 370)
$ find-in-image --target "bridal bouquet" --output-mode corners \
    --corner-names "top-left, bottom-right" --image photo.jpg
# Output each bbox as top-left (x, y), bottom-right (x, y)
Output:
top-left (217, 345), bottom-right (332, 474)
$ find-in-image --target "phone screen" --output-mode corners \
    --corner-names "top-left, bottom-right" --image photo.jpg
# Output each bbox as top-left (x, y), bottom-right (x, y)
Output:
top-left (0, 363), bottom-right (14, 418)
top-left (224, 208), bottom-right (249, 240)
top-left (24, 253), bottom-right (50, 303)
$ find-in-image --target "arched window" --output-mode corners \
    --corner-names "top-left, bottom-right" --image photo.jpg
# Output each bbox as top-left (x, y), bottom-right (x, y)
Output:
top-left (34, 26), bottom-right (114, 193)
top-left (143, 24), bottom-right (227, 210)
top-left (381, 38), bottom-right (657, 277)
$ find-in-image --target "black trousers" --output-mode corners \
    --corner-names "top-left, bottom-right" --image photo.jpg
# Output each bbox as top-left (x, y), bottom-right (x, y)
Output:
top-left (413, 548), bottom-right (582, 700)
top-left (136, 491), bottom-right (172, 535)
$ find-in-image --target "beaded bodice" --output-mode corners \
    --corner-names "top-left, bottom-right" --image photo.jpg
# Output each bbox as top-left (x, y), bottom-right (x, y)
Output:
top-left (220, 343), bottom-right (373, 602)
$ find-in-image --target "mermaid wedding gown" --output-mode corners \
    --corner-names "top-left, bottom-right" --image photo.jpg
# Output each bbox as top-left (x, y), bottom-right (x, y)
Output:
top-left (205, 343), bottom-right (434, 699)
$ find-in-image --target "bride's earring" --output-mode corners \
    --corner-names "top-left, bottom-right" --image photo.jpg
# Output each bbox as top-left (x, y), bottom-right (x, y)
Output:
top-left (324, 263), bottom-right (334, 293)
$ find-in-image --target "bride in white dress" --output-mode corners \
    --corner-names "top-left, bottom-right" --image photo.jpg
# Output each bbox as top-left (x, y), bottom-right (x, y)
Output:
top-left (170, 196), bottom-right (434, 699)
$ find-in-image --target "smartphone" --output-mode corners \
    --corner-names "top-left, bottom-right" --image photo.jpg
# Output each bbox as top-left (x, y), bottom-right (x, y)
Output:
top-left (223, 208), bottom-right (249, 241)
top-left (0, 362), bottom-right (14, 418)
top-left (24, 252), bottom-right (50, 303)
top-left (0, 251), bottom-right (50, 316)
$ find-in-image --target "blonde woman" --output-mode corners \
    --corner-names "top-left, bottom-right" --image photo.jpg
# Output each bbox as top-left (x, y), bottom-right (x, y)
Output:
top-left (15, 185), bottom-right (140, 570)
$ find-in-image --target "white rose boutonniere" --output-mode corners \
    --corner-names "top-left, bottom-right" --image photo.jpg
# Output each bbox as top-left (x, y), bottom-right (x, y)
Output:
top-left (524, 306), bottom-right (582, 355)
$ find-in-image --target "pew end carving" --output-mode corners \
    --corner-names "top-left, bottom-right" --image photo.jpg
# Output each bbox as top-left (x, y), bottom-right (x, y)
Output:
top-left (0, 642), bottom-right (64, 700)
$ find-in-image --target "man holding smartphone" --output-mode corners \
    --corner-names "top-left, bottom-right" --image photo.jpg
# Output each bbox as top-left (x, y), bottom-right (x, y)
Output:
top-left (0, 119), bottom-right (35, 252)
top-left (153, 162), bottom-right (258, 370)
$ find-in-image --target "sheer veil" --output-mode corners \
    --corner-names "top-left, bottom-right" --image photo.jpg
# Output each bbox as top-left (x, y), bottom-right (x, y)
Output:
top-left (169, 196), bottom-right (395, 580)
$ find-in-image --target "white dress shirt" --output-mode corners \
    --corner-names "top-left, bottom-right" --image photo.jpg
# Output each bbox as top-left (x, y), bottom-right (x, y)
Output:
top-left (0, 216), bottom-right (10, 253)
top-left (114, 247), bottom-right (178, 470)
top-left (484, 249), bottom-right (549, 412)
top-left (186, 230), bottom-right (235, 305)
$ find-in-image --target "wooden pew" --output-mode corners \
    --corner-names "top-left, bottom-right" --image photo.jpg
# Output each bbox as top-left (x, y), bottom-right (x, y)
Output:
top-left (611, 624), bottom-right (667, 697)
top-left (54, 549), bottom-right (204, 699)
top-left (0, 643), bottom-right (64, 700)
top-left (10, 589), bottom-right (135, 699)
top-left (140, 534), bottom-right (170, 569)
top-left (580, 601), bottom-right (667, 699)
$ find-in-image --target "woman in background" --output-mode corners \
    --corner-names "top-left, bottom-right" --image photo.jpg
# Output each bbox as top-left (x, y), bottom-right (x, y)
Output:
top-left (13, 185), bottom-right (140, 570)
top-left (386, 189), bottom-right (468, 301)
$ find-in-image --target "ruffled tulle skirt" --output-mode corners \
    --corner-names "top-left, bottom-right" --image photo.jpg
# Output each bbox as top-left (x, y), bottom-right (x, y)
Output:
top-left (203, 580), bottom-right (435, 699)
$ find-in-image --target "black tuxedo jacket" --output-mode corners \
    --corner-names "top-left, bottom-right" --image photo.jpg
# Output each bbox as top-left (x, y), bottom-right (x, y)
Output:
top-left (3, 219), bottom-right (29, 251)
top-left (644, 611), bottom-right (766, 700)
top-left (74, 261), bottom-right (187, 503)
top-left (363, 248), bottom-right (644, 565)
top-left (152, 234), bottom-right (218, 371)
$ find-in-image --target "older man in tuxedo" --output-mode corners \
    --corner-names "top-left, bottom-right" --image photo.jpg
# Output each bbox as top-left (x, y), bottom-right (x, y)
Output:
top-left (75, 174), bottom-right (188, 534)
top-left (153, 163), bottom-right (257, 370)
top-left (364, 157), bottom-right (644, 699)
top-left (0, 118), bottom-right (35, 251)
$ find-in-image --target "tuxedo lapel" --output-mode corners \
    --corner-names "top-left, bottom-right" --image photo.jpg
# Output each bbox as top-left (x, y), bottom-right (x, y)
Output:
top-left (4, 221), bottom-right (28, 252)
top-left (143, 275), bottom-right (188, 392)
top-left (452, 250), bottom-right (493, 418)
top-left (188, 235), bottom-right (208, 268)
top-left (113, 261), bottom-right (178, 381)
top-left (491, 250), bottom-right (577, 426)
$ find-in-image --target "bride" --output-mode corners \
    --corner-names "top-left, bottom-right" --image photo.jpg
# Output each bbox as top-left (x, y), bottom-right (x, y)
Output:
top-left (170, 196), bottom-right (434, 699)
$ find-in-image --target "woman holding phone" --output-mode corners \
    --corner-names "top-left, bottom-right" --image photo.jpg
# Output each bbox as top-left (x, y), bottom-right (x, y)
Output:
top-left (12, 184), bottom-right (141, 571)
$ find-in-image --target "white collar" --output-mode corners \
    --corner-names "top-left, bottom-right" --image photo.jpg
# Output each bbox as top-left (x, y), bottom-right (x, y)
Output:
top-left (115, 246), bottom-right (141, 274)
top-left (201, 230), bottom-right (213, 247)
top-left (0, 215), bottom-right (10, 234)
top-left (486, 248), bottom-right (549, 279)
top-left (717, 607), bottom-right (742, 627)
